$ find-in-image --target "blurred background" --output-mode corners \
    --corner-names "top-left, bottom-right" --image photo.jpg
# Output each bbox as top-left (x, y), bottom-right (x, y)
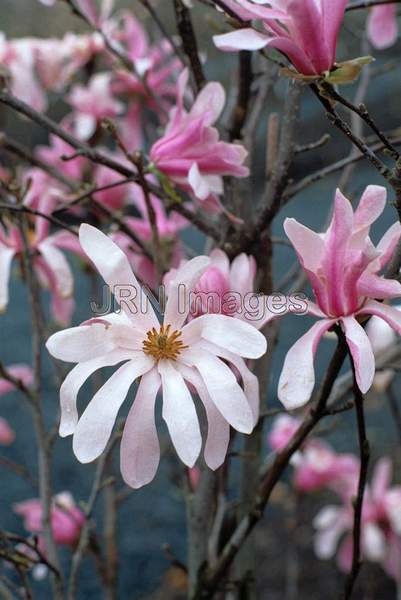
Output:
top-left (0, 1), bottom-right (401, 598)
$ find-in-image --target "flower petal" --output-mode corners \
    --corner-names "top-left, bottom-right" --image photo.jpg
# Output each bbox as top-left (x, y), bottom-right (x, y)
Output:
top-left (341, 316), bottom-right (375, 394)
top-left (79, 224), bottom-right (158, 331)
top-left (72, 355), bottom-right (153, 463)
top-left (38, 240), bottom-right (73, 298)
top-left (159, 360), bottom-right (202, 467)
top-left (182, 348), bottom-right (254, 433)
top-left (358, 300), bottom-right (401, 337)
top-left (46, 323), bottom-right (117, 363)
top-left (213, 29), bottom-right (269, 52)
top-left (178, 363), bottom-right (230, 470)
top-left (278, 319), bottom-right (335, 410)
top-left (120, 367), bottom-right (161, 489)
top-left (59, 349), bottom-right (135, 437)
top-left (164, 256), bottom-right (210, 330)
top-left (0, 245), bottom-right (15, 311)
top-left (182, 313), bottom-right (267, 359)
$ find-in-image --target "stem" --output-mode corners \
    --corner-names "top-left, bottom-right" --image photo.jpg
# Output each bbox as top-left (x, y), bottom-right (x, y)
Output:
top-left (343, 359), bottom-right (370, 600)
top-left (174, 0), bottom-right (205, 92)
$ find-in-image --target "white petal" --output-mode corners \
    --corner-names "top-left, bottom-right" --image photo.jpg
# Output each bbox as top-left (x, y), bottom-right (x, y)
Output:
top-left (342, 316), bottom-right (375, 394)
top-left (159, 360), bottom-right (202, 467)
top-left (38, 240), bottom-right (73, 298)
top-left (46, 323), bottom-right (117, 363)
top-left (0, 245), bottom-right (15, 311)
top-left (73, 355), bottom-right (153, 463)
top-left (120, 367), bottom-right (161, 489)
top-left (59, 349), bottom-right (135, 437)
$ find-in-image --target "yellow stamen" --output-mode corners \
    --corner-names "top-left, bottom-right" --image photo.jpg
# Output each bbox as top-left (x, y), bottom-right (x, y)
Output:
top-left (142, 324), bottom-right (187, 362)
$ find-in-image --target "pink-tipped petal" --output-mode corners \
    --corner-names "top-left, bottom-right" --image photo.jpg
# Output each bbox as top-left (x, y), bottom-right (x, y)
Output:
top-left (358, 300), bottom-right (401, 337)
top-left (342, 316), bottom-right (375, 394)
top-left (120, 367), bottom-right (161, 489)
top-left (59, 349), bottom-right (135, 437)
top-left (73, 355), bottom-right (153, 463)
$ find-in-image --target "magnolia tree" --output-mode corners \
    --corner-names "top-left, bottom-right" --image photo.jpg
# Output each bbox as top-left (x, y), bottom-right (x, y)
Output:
top-left (1, 0), bottom-right (401, 598)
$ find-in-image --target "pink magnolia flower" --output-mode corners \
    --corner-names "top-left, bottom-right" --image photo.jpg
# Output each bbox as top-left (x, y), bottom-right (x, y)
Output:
top-left (0, 192), bottom-right (80, 324)
top-left (150, 69), bottom-right (249, 207)
top-left (367, 5), bottom-right (398, 50)
top-left (14, 492), bottom-right (85, 548)
top-left (68, 73), bottom-right (124, 140)
top-left (110, 13), bottom-right (181, 148)
top-left (214, 0), bottom-right (347, 77)
top-left (266, 186), bottom-right (401, 410)
top-left (0, 35), bottom-right (47, 111)
top-left (268, 415), bottom-right (359, 497)
top-left (314, 458), bottom-right (401, 585)
top-left (46, 224), bottom-right (266, 488)
top-left (112, 185), bottom-right (188, 289)
top-left (37, 128), bottom-right (88, 180)
top-left (0, 364), bottom-right (34, 396)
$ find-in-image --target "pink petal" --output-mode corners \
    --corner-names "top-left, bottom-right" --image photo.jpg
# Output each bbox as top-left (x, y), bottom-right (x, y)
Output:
top-left (59, 349), bottom-right (135, 437)
top-left (367, 5), bottom-right (398, 50)
top-left (358, 300), bottom-right (401, 336)
top-left (79, 224), bottom-right (158, 332)
top-left (73, 355), bottom-right (153, 463)
top-left (182, 348), bottom-right (254, 433)
top-left (0, 417), bottom-right (15, 445)
top-left (120, 367), bottom-right (161, 489)
top-left (278, 319), bottom-right (335, 409)
top-left (0, 245), bottom-right (15, 311)
top-left (376, 222), bottom-right (401, 270)
top-left (38, 240), bottom-right (73, 298)
top-left (372, 457), bottom-right (392, 502)
top-left (353, 185), bottom-right (387, 236)
top-left (341, 316), bottom-right (375, 394)
top-left (190, 82), bottom-right (225, 126)
top-left (213, 29), bottom-right (269, 52)
top-left (159, 360), bottom-right (202, 467)
top-left (321, 0), bottom-right (348, 62)
top-left (284, 218), bottom-right (325, 273)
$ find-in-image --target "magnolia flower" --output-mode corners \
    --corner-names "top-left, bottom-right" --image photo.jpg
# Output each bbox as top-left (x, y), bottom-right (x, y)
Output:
top-left (68, 73), bottom-right (124, 140)
top-left (266, 186), bottom-right (401, 410)
top-left (268, 415), bottom-right (359, 498)
top-left (150, 69), bottom-right (249, 207)
top-left (111, 13), bottom-right (181, 148)
top-left (0, 192), bottom-right (80, 324)
top-left (214, 0), bottom-right (347, 78)
top-left (46, 225), bottom-right (267, 488)
top-left (37, 128), bottom-right (88, 180)
top-left (14, 492), bottom-right (85, 548)
top-left (314, 458), bottom-right (401, 585)
top-left (112, 185), bottom-right (188, 289)
top-left (367, 5), bottom-right (398, 50)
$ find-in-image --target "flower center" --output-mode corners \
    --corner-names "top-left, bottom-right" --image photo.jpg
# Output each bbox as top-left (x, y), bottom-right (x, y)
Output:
top-left (142, 324), bottom-right (187, 362)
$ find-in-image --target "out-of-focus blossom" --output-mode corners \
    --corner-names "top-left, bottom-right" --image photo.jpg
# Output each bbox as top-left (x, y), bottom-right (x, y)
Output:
top-left (112, 184), bottom-right (188, 289)
top-left (0, 418), bottom-right (15, 445)
top-left (150, 69), bottom-right (249, 208)
top-left (0, 187), bottom-right (81, 324)
top-left (68, 73), bottom-right (124, 140)
top-left (268, 415), bottom-right (359, 498)
top-left (268, 414), bottom-right (301, 452)
top-left (0, 364), bottom-right (33, 396)
top-left (34, 32), bottom-right (104, 92)
top-left (263, 186), bottom-right (401, 410)
top-left (367, 304), bottom-right (401, 392)
top-left (188, 466), bottom-right (200, 491)
top-left (0, 35), bottom-right (47, 111)
top-left (14, 492), bottom-right (85, 548)
top-left (46, 225), bottom-right (266, 488)
top-left (214, 0), bottom-right (348, 79)
top-left (314, 458), bottom-right (401, 585)
top-left (37, 131), bottom-right (88, 181)
top-left (367, 5), bottom-right (398, 50)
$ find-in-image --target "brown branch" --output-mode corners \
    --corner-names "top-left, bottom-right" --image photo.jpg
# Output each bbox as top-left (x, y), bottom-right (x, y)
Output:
top-left (229, 51), bottom-right (253, 141)
top-left (174, 0), bottom-right (206, 92)
top-left (194, 334), bottom-right (349, 598)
